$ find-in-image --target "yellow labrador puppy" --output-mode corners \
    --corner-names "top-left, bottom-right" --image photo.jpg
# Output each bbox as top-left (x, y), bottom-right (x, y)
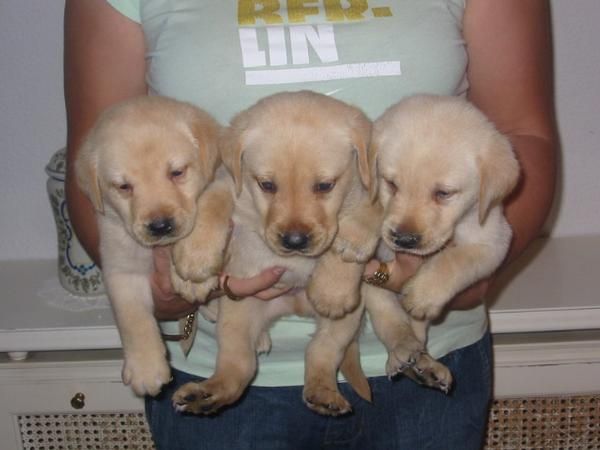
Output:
top-left (371, 94), bottom-right (519, 345)
top-left (75, 96), bottom-right (221, 396)
top-left (171, 91), bottom-right (382, 416)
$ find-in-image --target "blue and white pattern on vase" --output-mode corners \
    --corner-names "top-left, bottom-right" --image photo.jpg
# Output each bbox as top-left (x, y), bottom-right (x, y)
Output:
top-left (46, 148), bottom-right (104, 297)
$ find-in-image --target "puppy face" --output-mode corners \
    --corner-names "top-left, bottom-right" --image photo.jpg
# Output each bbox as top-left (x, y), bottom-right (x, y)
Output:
top-left (373, 95), bottom-right (519, 256)
top-left (221, 91), bottom-right (373, 257)
top-left (76, 96), bottom-right (220, 246)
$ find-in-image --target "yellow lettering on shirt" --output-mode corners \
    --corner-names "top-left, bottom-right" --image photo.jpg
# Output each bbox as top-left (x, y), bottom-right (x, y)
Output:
top-left (238, 0), bottom-right (393, 25)
top-left (287, 0), bottom-right (320, 23)
top-left (324, 0), bottom-right (368, 22)
top-left (238, 0), bottom-right (284, 25)
top-left (372, 6), bottom-right (392, 17)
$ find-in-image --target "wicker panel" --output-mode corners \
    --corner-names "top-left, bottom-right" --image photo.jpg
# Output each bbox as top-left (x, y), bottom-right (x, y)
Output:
top-left (15, 395), bottom-right (599, 449)
top-left (17, 412), bottom-right (155, 450)
top-left (485, 395), bottom-right (600, 450)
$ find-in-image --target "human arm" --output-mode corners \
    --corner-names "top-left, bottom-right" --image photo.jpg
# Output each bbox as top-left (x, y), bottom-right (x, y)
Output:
top-left (64, 0), bottom-right (147, 264)
top-left (364, 1), bottom-right (558, 307)
top-left (64, 1), bottom-right (286, 320)
top-left (454, 0), bottom-right (557, 308)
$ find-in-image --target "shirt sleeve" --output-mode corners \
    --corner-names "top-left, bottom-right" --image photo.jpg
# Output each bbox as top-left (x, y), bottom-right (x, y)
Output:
top-left (106, 0), bottom-right (141, 24)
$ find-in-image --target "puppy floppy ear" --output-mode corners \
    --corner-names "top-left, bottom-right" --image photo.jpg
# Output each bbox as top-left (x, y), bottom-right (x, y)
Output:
top-left (74, 138), bottom-right (104, 213)
top-left (478, 132), bottom-right (520, 224)
top-left (365, 139), bottom-right (380, 203)
top-left (186, 109), bottom-right (222, 182)
top-left (350, 111), bottom-right (378, 202)
top-left (219, 122), bottom-right (246, 196)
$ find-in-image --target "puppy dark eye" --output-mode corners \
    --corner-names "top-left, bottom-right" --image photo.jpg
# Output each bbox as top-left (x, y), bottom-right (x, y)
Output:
top-left (314, 181), bottom-right (335, 193)
top-left (117, 183), bottom-right (133, 194)
top-left (434, 189), bottom-right (454, 202)
top-left (385, 179), bottom-right (398, 194)
top-left (170, 167), bottom-right (186, 180)
top-left (258, 180), bottom-right (277, 193)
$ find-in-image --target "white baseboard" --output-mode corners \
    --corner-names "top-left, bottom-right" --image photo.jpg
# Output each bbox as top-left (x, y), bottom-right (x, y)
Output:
top-left (493, 336), bottom-right (600, 398)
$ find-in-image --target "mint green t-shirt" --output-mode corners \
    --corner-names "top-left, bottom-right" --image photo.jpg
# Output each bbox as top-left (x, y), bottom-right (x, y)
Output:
top-left (107, 0), bottom-right (487, 386)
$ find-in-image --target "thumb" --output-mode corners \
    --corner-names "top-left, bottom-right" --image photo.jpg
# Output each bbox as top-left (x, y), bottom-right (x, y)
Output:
top-left (221, 266), bottom-right (286, 297)
top-left (152, 246), bottom-right (173, 272)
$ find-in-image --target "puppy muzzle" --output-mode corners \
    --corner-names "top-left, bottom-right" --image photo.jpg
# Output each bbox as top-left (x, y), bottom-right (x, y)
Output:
top-left (390, 231), bottom-right (421, 250)
top-left (147, 217), bottom-right (176, 237)
top-left (280, 230), bottom-right (310, 252)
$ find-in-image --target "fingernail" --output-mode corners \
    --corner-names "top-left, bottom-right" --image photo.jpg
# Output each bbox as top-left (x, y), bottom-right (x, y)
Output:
top-left (273, 266), bottom-right (286, 275)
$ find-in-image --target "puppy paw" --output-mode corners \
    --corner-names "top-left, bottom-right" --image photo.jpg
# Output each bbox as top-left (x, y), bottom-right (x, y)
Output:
top-left (397, 351), bottom-right (453, 394)
top-left (333, 202), bottom-right (382, 263)
top-left (172, 377), bottom-right (243, 415)
top-left (122, 351), bottom-right (171, 397)
top-left (385, 341), bottom-right (426, 379)
top-left (307, 256), bottom-right (362, 319)
top-left (172, 239), bottom-right (225, 283)
top-left (256, 331), bottom-right (272, 355)
top-left (309, 289), bottom-right (360, 319)
top-left (332, 234), bottom-right (378, 263)
top-left (401, 280), bottom-right (446, 321)
top-left (303, 384), bottom-right (352, 417)
top-left (170, 264), bottom-right (218, 303)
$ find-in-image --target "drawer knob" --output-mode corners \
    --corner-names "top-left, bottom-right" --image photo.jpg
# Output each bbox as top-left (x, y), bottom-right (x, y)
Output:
top-left (70, 392), bottom-right (85, 409)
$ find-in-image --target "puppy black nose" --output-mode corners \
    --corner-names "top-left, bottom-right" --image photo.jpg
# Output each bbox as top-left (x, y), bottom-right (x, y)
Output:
top-left (147, 218), bottom-right (175, 237)
top-left (281, 231), bottom-right (310, 250)
top-left (392, 232), bottom-right (421, 249)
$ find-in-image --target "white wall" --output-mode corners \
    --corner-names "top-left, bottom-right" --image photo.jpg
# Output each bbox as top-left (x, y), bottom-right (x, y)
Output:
top-left (550, 0), bottom-right (600, 235)
top-left (0, 2), bottom-right (66, 261)
top-left (0, 1), bottom-right (598, 261)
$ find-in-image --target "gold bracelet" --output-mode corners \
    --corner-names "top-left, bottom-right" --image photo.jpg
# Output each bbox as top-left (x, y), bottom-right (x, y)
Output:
top-left (222, 275), bottom-right (244, 301)
top-left (161, 312), bottom-right (196, 342)
top-left (363, 262), bottom-right (390, 287)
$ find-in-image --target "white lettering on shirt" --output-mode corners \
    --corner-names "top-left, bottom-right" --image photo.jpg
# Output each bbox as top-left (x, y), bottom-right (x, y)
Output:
top-left (245, 61), bottom-right (401, 85)
top-left (237, 1), bottom-right (400, 85)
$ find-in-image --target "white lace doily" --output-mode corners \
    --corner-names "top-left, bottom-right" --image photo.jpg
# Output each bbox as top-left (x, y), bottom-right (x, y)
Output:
top-left (38, 277), bottom-right (110, 312)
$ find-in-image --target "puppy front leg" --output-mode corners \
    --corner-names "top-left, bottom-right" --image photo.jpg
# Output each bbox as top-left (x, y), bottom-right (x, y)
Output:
top-left (364, 285), bottom-right (452, 392)
top-left (303, 302), bottom-right (365, 416)
top-left (307, 250), bottom-right (364, 318)
top-left (172, 298), bottom-right (267, 415)
top-left (172, 173), bottom-right (234, 284)
top-left (308, 197), bottom-right (381, 318)
top-left (105, 273), bottom-right (171, 397)
top-left (402, 243), bottom-right (501, 320)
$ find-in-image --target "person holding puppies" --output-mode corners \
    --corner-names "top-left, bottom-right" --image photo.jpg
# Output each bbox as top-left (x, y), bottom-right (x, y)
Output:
top-left (64, 1), bottom-right (557, 449)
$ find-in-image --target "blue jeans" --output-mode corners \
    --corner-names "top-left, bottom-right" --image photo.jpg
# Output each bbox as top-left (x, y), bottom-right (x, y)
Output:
top-left (146, 332), bottom-right (492, 450)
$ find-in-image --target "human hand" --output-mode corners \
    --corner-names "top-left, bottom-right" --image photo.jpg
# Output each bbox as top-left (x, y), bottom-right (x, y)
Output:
top-left (363, 253), bottom-right (423, 293)
top-left (150, 246), bottom-right (198, 320)
top-left (151, 247), bottom-right (289, 320)
top-left (363, 251), bottom-right (490, 310)
top-left (216, 266), bottom-right (290, 301)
